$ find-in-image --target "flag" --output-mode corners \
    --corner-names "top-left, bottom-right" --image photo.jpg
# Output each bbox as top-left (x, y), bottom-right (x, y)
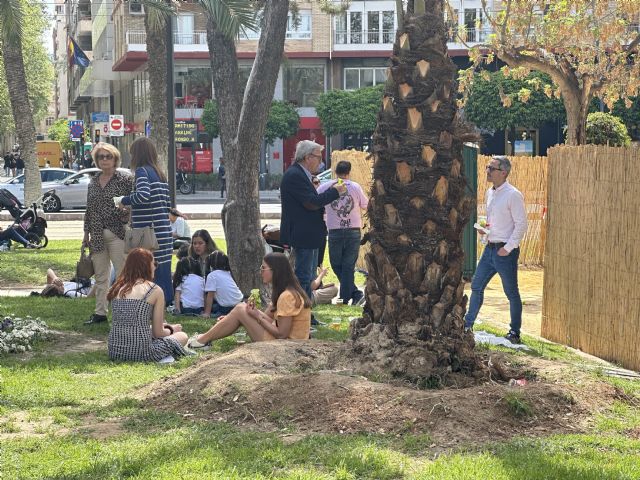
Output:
top-left (67, 36), bottom-right (90, 68)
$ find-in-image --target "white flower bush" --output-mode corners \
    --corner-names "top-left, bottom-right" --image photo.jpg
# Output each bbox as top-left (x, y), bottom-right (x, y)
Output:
top-left (0, 316), bottom-right (50, 354)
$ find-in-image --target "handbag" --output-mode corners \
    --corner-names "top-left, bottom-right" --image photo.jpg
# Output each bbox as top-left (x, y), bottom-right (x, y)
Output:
top-left (76, 246), bottom-right (94, 280)
top-left (124, 225), bottom-right (158, 253)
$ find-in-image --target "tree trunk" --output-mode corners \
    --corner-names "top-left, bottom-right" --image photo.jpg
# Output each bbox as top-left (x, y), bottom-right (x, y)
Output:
top-left (351, 0), bottom-right (479, 382)
top-left (145, 14), bottom-right (169, 175)
top-left (563, 88), bottom-right (588, 146)
top-left (206, 0), bottom-right (289, 295)
top-left (2, 39), bottom-right (41, 204)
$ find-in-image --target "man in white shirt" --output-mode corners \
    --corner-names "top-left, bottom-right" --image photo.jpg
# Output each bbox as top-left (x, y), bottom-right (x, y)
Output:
top-left (464, 156), bottom-right (528, 343)
top-left (169, 208), bottom-right (191, 249)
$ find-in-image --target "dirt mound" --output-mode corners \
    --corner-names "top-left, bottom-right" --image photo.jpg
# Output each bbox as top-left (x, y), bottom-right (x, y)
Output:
top-left (145, 341), bottom-right (616, 447)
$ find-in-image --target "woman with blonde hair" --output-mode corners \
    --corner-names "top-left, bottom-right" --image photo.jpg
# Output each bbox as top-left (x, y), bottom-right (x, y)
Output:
top-left (117, 138), bottom-right (174, 304)
top-left (83, 142), bottom-right (133, 325)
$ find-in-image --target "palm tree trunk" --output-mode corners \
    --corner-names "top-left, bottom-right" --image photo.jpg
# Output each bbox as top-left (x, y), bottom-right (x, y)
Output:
top-left (145, 14), bottom-right (170, 175)
top-left (351, 0), bottom-right (479, 382)
top-left (2, 38), bottom-right (41, 204)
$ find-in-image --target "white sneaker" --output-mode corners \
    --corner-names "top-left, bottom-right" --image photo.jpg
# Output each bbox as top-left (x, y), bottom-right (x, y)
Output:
top-left (158, 355), bottom-right (175, 364)
top-left (187, 334), bottom-right (211, 351)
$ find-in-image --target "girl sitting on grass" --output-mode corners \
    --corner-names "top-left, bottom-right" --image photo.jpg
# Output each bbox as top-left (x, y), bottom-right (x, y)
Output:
top-left (188, 252), bottom-right (311, 350)
top-left (202, 251), bottom-right (243, 317)
top-left (107, 248), bottom-right (187, 362)
top-left (189, 229), bottom-right (218, 276)
top-left (173, 257), bottom-right (205, 315)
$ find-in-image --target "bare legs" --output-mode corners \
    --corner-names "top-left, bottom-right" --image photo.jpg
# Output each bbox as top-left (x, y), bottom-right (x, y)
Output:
top-left (197, 303), bottom-right (267, 344)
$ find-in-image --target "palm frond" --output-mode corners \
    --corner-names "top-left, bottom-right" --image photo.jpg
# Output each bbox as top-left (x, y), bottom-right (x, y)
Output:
top-left (141, 0), bottom-right (175, 33)
top-left (0, 0), bottom-right (24, 46)
top-left (199, 0), bottom-right (258, 39)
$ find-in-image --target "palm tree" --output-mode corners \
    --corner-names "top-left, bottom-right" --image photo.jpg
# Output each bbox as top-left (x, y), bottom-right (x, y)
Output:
top-left (350, 0), bottom-right (479, 383)
top-left (0, 0), bottom-right (41, 204)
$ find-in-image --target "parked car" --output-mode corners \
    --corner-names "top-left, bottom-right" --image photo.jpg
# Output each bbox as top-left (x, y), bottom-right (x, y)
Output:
top-left (0, 168), bottom-right (76, 205)
top-left (41, 168), bottom-right (132, 213)
top-left (316, 169), bottom-right (333, 184)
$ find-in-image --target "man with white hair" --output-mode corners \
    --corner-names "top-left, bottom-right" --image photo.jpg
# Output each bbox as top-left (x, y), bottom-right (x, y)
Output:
top-left (280, 140), bottom-right (346, 311)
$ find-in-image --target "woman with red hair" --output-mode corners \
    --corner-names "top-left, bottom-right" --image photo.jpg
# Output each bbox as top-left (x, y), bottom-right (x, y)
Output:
top-left (107, 248), bottom-right (188, 362)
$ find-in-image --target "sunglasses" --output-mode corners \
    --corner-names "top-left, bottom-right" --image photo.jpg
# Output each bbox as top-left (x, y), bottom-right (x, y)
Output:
top-left (486, 166), bottom-right (503, 172)
top-left (96, 153), bottom-right (114, 160)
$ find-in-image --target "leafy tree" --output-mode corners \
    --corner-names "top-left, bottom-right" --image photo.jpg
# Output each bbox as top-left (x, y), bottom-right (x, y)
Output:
top-left (201, 99), bottom-right (299, 145)
top-left (458, 0), bottom-right (640, 145)
top-left (0, 0), bottom-right (47, 203)
top-left (585, 112), bottom-right (631, 147)
top-left (47, 119), bottom-right (75, 151)
top-left (316, 85), bottom-right (384, 136)
top-left (464, 71), bottom-right (565, 131)
top-left (612, 97), bottom-right (640, 140)
top-left (350, 0), bottom-right (479, 381)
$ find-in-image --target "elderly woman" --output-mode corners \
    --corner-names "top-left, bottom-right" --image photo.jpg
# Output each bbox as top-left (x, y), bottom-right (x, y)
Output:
top-left (118, 138), bottom-right (174, 304)
top-left (83, 143), bottom-right (133, 325)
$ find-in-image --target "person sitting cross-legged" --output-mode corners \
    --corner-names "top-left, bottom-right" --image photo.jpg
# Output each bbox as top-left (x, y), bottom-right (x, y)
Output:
top-left (188, 252), bottom-right (311, 350)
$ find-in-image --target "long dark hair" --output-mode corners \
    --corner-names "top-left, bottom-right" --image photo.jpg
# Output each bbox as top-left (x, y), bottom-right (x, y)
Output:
top-left (188, 229), bottom-right (218, 259)
top-left (206, 250), bottom-right (230, 272)
top-left (172, 257), bottom-right (201, 291)
top-left (129, 137), bottom-right (167, 182)
top-left (108, 248), bottom-right (154, 300)
top-left (264, 253), bottom-right (311, 310)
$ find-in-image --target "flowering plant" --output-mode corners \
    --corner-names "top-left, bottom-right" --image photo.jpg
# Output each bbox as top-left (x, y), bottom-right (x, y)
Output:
top-left (0, 315), bottom-right (50, 354)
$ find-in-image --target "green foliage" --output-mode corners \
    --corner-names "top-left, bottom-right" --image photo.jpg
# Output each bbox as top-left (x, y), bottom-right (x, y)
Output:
top-left (612, 97), bottom-right (640, 141)
top-left (0, 0), bottom-right (53, 134)
top-left (585, 112), bottom-right (631, 147)
top-left (316, 85), bottom-right (384, 136)
top-left (465, 71), bottom-right (566, 131)
top-left (264, 100), bottom-right (299, 145)
top-left (201, 100), bottom-right (219, 139)
top-left (202, 99), bottom-right (299, 144)
top-left (47, 119), bottom-right (75, 150)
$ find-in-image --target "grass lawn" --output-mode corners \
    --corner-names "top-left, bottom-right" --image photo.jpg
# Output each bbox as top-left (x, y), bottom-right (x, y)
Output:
top-left (1, 243), bottom-right (639, 478)
top-left (1, 296), bottom-right (639, 479)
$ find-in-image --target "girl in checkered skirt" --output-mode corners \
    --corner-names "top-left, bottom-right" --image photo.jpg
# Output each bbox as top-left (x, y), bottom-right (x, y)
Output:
top-left (107, 248), bottom-right (188, 362)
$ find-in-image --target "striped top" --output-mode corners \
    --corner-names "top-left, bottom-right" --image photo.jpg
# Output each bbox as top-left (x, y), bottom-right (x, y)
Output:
top-left (121, 167), bottom-right (173, 265)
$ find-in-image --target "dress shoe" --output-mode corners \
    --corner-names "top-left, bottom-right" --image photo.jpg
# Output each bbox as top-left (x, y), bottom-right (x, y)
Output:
top-left (84, 314), bottom-right (107, 325)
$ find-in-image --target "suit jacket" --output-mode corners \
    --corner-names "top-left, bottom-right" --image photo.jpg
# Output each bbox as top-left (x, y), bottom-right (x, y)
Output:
top-left (280, 163), bottom-right (339, 249)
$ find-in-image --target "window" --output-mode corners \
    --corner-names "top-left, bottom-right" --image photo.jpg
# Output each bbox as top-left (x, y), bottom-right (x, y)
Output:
top-left (45, 117), bottom-right (55, 127)
top-left (287, 11), bottom-right (311, 39)
top-left (174, 14), bottom-right (195, 45)
top-left (445, 9), bottom-right (459, 42)
top-left (350, 12), bottom-right (362, 43)
top-left (464, 9), bottom-right (477, 42)
top-left (129, 0), bottom-right (144, 15)
top-left (284, 65), bottom-right (325, 107)
top-left (55, 5), bottom-right (63, 15)
top-left (44, 170), bottom-right (71, 182)
top-left (344, 67), bottom-right (387, 90)
top-left (336, 10), bottom-right (394, 44)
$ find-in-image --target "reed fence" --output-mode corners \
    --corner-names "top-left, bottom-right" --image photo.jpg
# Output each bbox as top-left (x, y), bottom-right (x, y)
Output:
top-left (477, 155), bottom-right (548, 266)
top-left (541, 145), bottom-right (640, 372)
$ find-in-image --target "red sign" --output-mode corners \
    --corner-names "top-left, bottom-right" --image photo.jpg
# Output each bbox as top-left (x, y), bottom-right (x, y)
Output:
top-left (176, 149), bottom-right (213, 174)
top-left (124, 123), bottom-right (135, 134)
top-left (111, 118), bottom-right (122, 130)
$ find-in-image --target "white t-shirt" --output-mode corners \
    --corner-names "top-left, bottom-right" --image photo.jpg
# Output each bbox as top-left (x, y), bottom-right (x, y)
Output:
top-left (176, 273), bottom-right (205, 309)
top-left (205, 270), bottom-right (243, 307)
top-left (63, 280), bottom-right (94, 298)
top-left (171, 216), bottom-right (191, 238)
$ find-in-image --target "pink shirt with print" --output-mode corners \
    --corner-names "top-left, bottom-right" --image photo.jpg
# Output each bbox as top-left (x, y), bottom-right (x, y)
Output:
top-left (317, 179), bottom-right (369, 230)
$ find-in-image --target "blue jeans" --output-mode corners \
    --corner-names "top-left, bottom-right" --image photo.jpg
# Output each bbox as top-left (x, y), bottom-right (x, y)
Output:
top-left (179, 305), bottom-right (203, 316)
top-left (328, 229), bottom-right (361, 302)
top-left (465, 245), bottom-right (522, 334)
top-left (0, 226), bottom-right (29, 247)
top-left (293, 247), bottom-right (318, 300)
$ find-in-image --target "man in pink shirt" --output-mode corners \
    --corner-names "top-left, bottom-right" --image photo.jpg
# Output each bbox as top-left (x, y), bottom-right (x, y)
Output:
top-left (317, 161), bottom-right (369, 305)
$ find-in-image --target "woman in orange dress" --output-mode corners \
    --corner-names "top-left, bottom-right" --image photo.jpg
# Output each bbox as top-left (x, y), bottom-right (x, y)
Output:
top-left (187, 252), bottom-right (311, 349)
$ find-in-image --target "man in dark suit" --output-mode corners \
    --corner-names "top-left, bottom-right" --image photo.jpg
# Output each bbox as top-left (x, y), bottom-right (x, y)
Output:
top-left (280, 140), bottom-right (346, 303)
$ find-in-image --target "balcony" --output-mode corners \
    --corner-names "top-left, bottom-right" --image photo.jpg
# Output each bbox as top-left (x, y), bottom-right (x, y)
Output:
top-left (447, 27), bottom-right (493, 44)
top-left (125, 30), bottom-right (209, 53)
top-left (335, 29), bottom-right (395, 45)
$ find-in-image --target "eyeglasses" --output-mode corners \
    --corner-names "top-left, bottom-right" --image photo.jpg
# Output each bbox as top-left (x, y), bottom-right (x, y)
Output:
top-left (259, 266), bottom-right (271, 271)
top-left (486, 166), bottom-right (503, 172)
top-left (96, 153), bottom-right (114, 160)
top-left (308, 153), bottom-right (323, 160)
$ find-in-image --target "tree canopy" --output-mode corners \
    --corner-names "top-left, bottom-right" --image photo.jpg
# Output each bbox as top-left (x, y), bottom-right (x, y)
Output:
top-left (201, 99), bottom-right (299, 145)
top-left (47, 119), bottom-right (75, 151)
top-left (465, 70), bottom-right (565, 132)
top-left (316, 85), bottom-right (384, 136)
top-left (458, 0), bottom-right (640, 145)
top-left (0, 0), bottom-right (53, 136)
top-left (585, 112), bottom-right (631, 147)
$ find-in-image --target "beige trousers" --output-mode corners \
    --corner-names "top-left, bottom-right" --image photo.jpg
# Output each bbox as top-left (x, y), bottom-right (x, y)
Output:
top-left (92, 229), bottom-right (126, 315)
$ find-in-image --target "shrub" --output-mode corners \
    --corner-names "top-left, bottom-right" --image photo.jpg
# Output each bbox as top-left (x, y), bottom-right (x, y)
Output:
top-left (585, 112), bottom-right (631, 147)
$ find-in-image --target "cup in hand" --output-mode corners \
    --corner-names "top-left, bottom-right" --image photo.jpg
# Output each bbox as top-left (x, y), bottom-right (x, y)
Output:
top-left (113, 196), bottom-right (124, 207)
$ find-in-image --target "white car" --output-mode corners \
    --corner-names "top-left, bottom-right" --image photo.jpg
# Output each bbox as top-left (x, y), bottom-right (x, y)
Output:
top-left (0, 168), bottom-right (75, 204)
top-left (42, 168), bottom-right (132, 213)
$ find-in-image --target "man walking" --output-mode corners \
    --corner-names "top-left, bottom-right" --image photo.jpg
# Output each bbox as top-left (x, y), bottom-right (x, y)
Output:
top-left (218, 158), bottom-right (226, 198)
top-left (280, 140), bottom-right (346, 303)
top-left (317, 160), bottom-right (368, 305)
top-left (464, 156), bottom-right (527, 343)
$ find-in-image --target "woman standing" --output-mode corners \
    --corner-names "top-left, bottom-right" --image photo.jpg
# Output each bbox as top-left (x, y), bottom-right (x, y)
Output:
top-left (119, 138), bottom-right (174, 303)
top-left (83, 143), bottom-right (133, 325)
top-left (108, 248), bottom-right (188, 362)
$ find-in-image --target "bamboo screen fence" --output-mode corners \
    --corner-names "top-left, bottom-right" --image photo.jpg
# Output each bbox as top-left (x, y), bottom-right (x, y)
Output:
top-left (541, 145), bottom-right (640, 372)
top-left (477, 155), bottom-right (548, 266)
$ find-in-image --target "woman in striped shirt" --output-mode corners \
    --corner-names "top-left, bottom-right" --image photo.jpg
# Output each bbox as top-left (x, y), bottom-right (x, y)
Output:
top-left (120, 138), bottom-right (174, 303)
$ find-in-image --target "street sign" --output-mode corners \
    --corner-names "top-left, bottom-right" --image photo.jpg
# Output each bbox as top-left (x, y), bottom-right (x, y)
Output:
top-left (109, 115), bottom-right (124, 137)
top-left (68, 120), bottom-right (84, 141)
top-left (91, 112), bottom-right (109, 123)
top-left (174, 121), bottom-right (198, 143)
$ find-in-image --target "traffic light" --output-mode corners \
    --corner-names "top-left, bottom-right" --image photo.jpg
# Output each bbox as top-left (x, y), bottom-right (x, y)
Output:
top-left (95, 129), bottom-right (100, 144)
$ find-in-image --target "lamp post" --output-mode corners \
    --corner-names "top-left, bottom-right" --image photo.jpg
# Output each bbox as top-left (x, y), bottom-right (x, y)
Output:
top-left (166, 8), bottom-right (176, 207)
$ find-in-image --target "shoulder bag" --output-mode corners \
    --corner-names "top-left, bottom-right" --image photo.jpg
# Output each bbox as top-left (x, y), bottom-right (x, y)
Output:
top-left (124, 167), bottom-right (159, 253)
top-left (76, 246), bottom-right (94, 280)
